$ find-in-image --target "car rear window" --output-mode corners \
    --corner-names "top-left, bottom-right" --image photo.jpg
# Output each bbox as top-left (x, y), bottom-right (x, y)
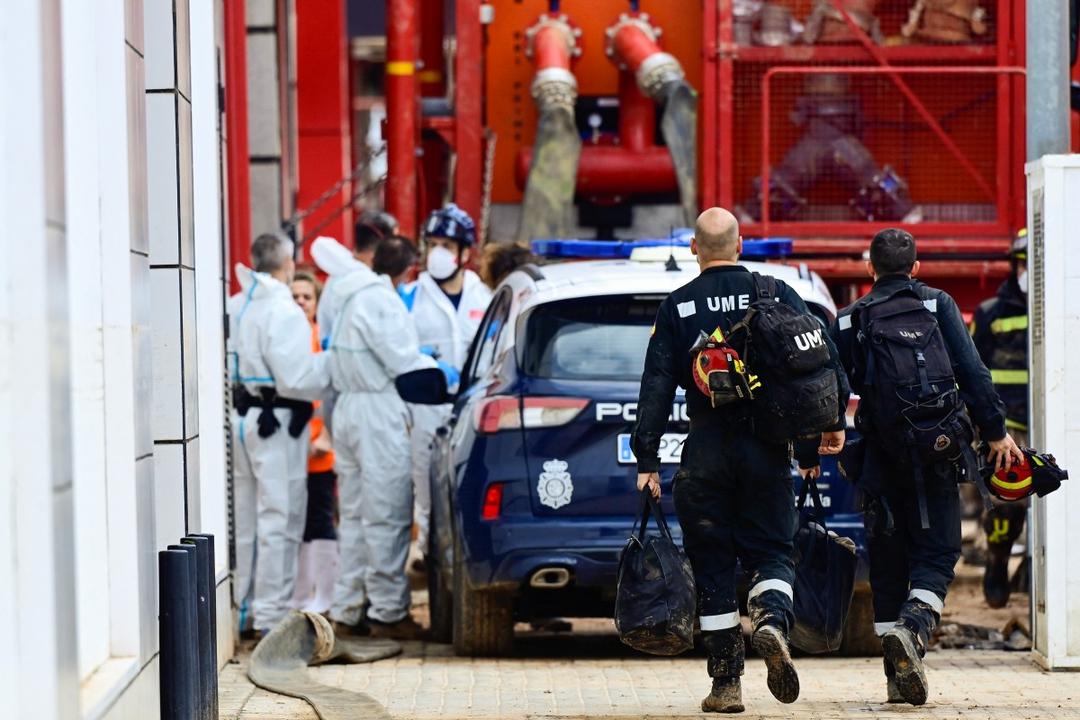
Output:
top-left (521, 296), bottom-right (661, 381)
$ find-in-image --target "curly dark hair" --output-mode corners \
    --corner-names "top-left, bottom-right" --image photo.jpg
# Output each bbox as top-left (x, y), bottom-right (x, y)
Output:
top-left (481, 241), bottom-right (536, 288)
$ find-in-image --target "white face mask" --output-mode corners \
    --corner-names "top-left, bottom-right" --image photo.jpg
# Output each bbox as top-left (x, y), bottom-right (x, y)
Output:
top-left (426, 245), bottom-right (459, 281)
top-left (1017, 268), bottom-right (1028, 295)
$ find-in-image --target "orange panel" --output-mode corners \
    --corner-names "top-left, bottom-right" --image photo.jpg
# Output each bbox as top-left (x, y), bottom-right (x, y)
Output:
top-left (485, 0), bottom-right (704, 204)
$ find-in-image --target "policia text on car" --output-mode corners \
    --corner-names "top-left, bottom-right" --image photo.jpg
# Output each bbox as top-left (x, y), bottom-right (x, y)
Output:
top-left (632, 207), bottom-right (849, 713)
top-left (830, 228), bottom-right (1023, 707)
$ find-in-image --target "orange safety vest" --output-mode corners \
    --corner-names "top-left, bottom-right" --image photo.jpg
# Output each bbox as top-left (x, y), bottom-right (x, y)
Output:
top-left (307, 321), bottom-right (335, 474)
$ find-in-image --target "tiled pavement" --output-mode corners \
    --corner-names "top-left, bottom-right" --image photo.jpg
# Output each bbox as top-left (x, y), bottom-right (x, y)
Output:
top-left (220, 637), bottom-right (1080, 719)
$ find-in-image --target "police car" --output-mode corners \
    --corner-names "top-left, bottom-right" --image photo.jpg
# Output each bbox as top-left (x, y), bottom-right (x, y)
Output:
top-left (426, 239), bottom-right (873, 656)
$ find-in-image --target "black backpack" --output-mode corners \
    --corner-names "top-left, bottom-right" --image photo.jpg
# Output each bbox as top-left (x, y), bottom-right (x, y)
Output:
top-left (729, 273), bottom-right (840, 442)
top-left (851, 284), bottom-right (973, 469)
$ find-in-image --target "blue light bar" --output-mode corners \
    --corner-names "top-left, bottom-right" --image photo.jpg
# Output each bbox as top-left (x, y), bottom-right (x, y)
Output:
top-left (530, 238), bottom-right (687, 259)
top-left (531, 235), bottom-right (793, 260)
top-left (740, 238), bottom-right (793, 258)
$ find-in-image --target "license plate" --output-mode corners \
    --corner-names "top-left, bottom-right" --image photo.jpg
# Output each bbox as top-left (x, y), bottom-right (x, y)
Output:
top-left (617, 433), bottom-right (686, 465)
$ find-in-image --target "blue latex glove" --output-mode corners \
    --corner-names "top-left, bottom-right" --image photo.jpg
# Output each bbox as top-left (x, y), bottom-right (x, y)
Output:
top-left (419, 345), bottom-right (440, 359)
top-left (398, 283), bottom-right (419, 311)
top-left (320, 336), bottom-right (330, 351)
top-left (436, 360), bottom-right (461, 389)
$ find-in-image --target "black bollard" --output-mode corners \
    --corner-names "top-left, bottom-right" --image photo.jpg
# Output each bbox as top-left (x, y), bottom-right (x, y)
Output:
top-left (183, 536), bottom-right (214, 720)
top-left (159, 548), bottom-right (198, 720)
top-left (188, 533), bottom-right (219, 720)
top-left (167, 544), bottom-right (202, 717)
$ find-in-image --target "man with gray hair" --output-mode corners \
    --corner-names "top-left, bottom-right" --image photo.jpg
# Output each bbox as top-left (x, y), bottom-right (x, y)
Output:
top-left (632, 208), bottom-right (848, 712)
top-left (229, 231), bottom-right (330, 634)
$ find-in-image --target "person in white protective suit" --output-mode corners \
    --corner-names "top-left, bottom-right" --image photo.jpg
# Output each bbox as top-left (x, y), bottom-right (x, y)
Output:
top-left (228, 232), bottom-right (329, 634)
top-left (403, 204), bottom-right (492, 559)
top-left (315, 212), bottom-right (397, 344)
top-left (319, 238), bottom-right (445, 640)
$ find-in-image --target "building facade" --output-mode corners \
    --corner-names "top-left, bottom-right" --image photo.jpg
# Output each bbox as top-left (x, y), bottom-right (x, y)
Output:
top-left (0, 0), bottom-right (232, 717)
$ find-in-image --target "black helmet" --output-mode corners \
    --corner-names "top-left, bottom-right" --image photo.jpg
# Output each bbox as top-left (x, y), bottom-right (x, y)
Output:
top-left (424, 203), bottom-right (477, 247)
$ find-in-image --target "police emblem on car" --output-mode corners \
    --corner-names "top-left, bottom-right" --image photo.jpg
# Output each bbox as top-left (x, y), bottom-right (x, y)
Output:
top-left (538, 459), bottom-right (574, 509)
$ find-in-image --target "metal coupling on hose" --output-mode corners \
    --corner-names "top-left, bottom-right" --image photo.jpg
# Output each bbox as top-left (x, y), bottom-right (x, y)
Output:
top-left (635, 51), bottom-right (685, 101)
top-left (531, 67), bottom-right (578, 113)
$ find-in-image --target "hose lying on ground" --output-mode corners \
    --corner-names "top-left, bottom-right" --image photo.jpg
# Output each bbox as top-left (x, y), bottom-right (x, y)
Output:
top-left (248, 611), bottom-right (400, 720)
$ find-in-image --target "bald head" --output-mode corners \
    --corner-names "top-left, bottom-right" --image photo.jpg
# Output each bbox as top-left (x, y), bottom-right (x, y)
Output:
top-left (694, 208), bottom-right (740, 262)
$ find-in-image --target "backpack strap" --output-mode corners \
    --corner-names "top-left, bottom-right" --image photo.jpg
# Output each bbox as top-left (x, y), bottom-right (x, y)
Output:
top-left (751, 272), bottom-right (778, 302)
top-left (911, 453), bottom-right (931, 530)
top-left (727, 273), bottom-right (776, 347)
top-left (850, 299), bottom-right (876, 388)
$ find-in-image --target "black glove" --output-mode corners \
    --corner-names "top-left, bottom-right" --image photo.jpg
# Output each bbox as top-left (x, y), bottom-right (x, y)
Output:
top-left (256, 387), bottom-right (281, 438)
top-left (286, 401), bottom-right (315, 438)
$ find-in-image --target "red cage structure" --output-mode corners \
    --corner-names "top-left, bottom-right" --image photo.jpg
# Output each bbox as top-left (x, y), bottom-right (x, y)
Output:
top-left (383, 0), bottom-right (1032, 308)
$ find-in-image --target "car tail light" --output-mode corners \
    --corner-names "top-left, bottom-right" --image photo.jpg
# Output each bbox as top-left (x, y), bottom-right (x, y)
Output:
top-left (474, 396), bottom-right (588, 434)
top-left (481, 483), bottom-right (505, 521)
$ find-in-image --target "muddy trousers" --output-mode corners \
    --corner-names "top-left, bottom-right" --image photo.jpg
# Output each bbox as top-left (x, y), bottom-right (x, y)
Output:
top-left (862, 464), bottom-right (962, 652)
top-left (674, 426), bottom-right (797, 679)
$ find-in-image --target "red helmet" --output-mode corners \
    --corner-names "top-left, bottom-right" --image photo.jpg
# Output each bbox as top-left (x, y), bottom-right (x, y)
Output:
top-left (690, 329), bottom-right (758, 408)
top-left (983, 446), bottom-right (1068, 502)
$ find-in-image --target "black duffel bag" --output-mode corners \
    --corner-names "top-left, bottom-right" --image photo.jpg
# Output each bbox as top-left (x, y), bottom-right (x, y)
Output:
top-left (615, 491), bottom-right (697, 656)
top-left (789, 474), bottom-right (858, 654)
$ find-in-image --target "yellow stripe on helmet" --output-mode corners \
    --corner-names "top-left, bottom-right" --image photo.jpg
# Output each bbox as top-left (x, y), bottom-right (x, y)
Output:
top-left (991, 474), bottom-right (1033, 492)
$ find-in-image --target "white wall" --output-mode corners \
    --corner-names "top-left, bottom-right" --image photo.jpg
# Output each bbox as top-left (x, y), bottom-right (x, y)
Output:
top-left (0, 0), bottom-right (233, 717)
top-left (0, 0), bottom-right (80, 718)
top-left (192, 0), bottom-right (231, 572)
top-left (62, 0), bottom-right (113, 679)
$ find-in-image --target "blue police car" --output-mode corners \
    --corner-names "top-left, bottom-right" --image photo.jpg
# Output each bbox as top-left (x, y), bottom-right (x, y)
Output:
top-left (426, 240), bottom-right (873, 656)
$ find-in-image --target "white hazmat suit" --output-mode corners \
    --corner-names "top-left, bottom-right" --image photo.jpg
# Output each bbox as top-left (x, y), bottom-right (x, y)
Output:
top-left (404, 270), bottom-right (492, 551)
top-left (228, 265), bottom-right (329, 632)
top-left (324, 262), bottom-right (436, 625)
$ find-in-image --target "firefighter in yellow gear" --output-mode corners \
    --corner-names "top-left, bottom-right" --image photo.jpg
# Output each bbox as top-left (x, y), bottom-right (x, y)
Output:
top-left (969, 229), bottom-right (1029, 609)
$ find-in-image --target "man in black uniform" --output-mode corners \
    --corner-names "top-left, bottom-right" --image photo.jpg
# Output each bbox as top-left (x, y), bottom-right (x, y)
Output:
top-left (632, 207), bottom-right (848, 713)
top-left (970, 230), bottom-right (1029, 608)
top-left (830, 229), bottom-right (1022, 706)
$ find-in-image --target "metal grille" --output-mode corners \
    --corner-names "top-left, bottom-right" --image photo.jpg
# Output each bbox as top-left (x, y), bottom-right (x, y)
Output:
top-left (737, 67), bottom-right (1000, 224)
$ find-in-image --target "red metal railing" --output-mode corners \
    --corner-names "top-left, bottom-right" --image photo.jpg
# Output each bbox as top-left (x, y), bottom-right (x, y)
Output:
top-left (759, 65), bottom-right (1026, 239)
top-left (223, 0), bottom-right (251, 292)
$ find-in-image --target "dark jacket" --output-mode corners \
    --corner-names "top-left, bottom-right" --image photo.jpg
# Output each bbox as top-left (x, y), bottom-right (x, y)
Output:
top-left (970, 278), bottom-right (1028, 430)
top-left (632, 265), bottom-right (849, 473)
top-left (830, 274), bottom-right (1007, 444)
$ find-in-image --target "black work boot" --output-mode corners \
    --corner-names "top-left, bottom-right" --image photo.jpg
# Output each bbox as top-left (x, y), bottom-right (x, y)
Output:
top-left (701, 628), bottom-right (746, 713)
top-left (702, 678), bottom-right (744, 713)
top-left (883, 658), bottom-right (904, 704)
top-left (751, 625), bottom-right (800, 704)
top-left (881, 625), bottom-right (928, 706)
